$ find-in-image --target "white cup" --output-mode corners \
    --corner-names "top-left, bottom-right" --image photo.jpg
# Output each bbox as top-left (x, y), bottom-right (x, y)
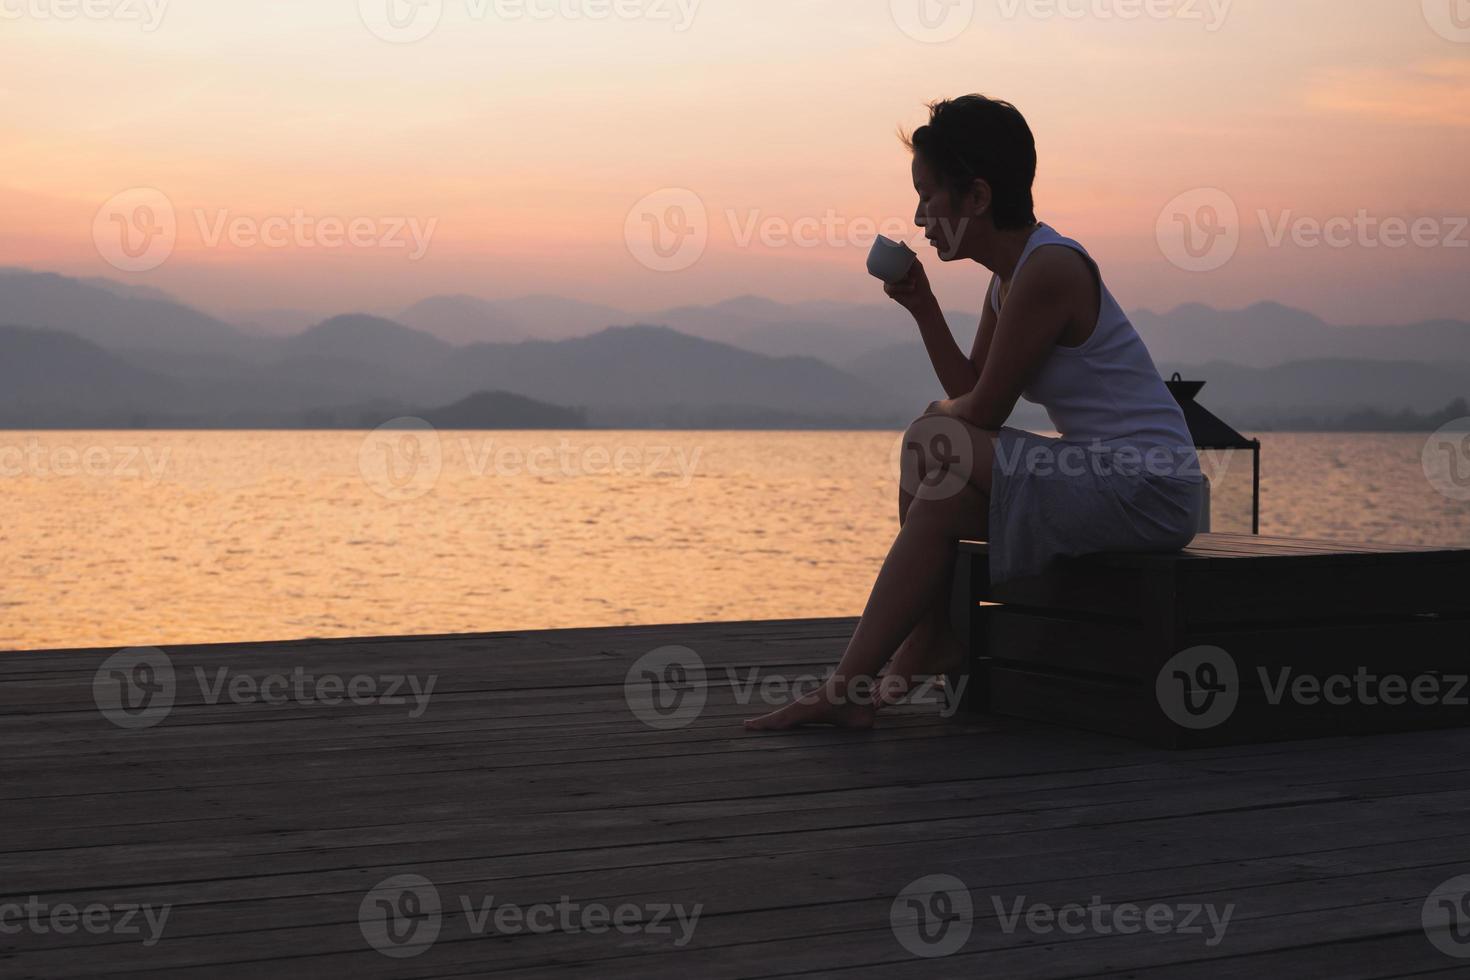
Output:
top-left (866, 235), bottom-right (918, 284)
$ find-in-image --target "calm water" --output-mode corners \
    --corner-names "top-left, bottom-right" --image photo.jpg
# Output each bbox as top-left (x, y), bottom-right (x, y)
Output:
top-left (5, 430), bottom-right (1469, 651)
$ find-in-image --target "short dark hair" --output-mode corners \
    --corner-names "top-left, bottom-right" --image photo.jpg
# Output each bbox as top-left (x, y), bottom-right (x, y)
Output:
top-left (899, 95), bottom-right (1038, 230)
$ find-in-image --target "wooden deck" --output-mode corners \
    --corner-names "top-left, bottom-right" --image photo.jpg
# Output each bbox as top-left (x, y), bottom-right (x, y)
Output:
top-left (5, 617), bottom-right (1470, 977)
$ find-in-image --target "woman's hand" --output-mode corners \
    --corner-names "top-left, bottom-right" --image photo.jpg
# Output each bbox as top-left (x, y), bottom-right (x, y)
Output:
top-left (926, 395), bottom-right (983, 427)
top-left (883, 257), bottom-right (938, 317)
top-left (925, 398), bottom-right (956, 417)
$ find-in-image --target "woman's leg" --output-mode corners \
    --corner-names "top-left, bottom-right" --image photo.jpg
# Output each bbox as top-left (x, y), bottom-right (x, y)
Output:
top-left (886, 420), bottom-right (996, 679)
top-left (884, 483), bottom-right (938, 675)
top-left (744, 416), bottom-right (996, 730)
top-left (882, 586), bottom-right (967, 689)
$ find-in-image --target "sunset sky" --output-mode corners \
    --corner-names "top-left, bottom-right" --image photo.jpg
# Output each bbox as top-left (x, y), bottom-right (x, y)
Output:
top-left (2, 0), bottom-right (1466, 325)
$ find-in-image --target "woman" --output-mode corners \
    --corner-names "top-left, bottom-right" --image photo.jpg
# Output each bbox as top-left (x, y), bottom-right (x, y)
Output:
top-left (745, 94), bottom-right (1203, 731)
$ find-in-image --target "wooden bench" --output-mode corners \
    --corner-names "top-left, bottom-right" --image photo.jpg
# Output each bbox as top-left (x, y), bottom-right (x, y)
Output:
top-left (949, 532), bottom-right (1470, 748)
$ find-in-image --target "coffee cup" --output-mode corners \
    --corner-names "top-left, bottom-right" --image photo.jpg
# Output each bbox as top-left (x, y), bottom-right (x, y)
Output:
top-left (866, 235), bottom-right (918, 284)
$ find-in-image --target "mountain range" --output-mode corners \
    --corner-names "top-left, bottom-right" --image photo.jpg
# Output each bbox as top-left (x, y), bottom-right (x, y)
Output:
top-left (1, 267), bottom-right (1465, 430)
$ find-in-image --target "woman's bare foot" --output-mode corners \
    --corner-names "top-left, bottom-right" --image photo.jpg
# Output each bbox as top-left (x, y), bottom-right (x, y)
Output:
top-left (877, 630), bottom-right (967, 706)
top-left (743, 680), bottom-right (878, 731)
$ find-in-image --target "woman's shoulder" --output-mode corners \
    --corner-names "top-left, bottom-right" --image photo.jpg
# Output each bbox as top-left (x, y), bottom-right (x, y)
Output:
top-left (1013, 238), bottom-right (1097, 295)
top-left (1031, 222), bottom-right (1089, 249)
top-left (995, 224), bottom-right (1101, 317)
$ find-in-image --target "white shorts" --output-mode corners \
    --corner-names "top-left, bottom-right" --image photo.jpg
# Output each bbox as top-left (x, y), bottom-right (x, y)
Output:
top-left (987, 426), bottom-right (1203, 587)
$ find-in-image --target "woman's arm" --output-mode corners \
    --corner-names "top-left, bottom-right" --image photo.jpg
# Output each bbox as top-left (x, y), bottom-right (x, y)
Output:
top-left (951, 246), bottom-right (1090, 429)
top-left (967, 279), bottom-right (999, 387)
top-left (885, 259), bottom-right (979, 399)
top-left (913, 300), bottom-right (979, 400)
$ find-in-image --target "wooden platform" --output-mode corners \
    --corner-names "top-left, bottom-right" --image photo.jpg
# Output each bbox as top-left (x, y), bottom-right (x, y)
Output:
top-left (5, 618), bottom-right (1470, 977)
top-left (954, 532), bottom-right (1470, 747)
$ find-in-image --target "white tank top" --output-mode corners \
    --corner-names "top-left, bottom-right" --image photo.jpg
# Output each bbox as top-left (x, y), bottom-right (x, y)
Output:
top-left (989, 223), bottom-right (1200, 481)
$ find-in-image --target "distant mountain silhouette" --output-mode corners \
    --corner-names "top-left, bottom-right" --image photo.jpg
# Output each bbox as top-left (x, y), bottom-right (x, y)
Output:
top-left (0, 325), bottom-right (191, 426)
top-left (0, 267), bottom-right (250, 356)
top-left (844, 335), bottom-right (1470, 429)
top-left (421, 390), bottom-right (588, 428)
top-left (283, 314), bottom-right (452, 367)
top-left (0, 314), bottom-right (915, 428)
top-left (397, 294), bottom-right (626, 344)
top-left (436, 324), bottom-right (910, 424)
top-left (1262, 397), bottom-right (1470, 432)
top-left (228, 308), bottom-right (322, 337)
top-left (3, 266), bottom-right (1466, 429)
top-left (397, 289), bottom-right (1470, 369)
top-left (396, 295), bottom-right (527, 345)
top-left (1155, 358), bottom-right (1470, 426)
top-left (1131, 301), bottom-right (1470, 368)
top-left (393, 290), bottom-right (968, 361)
top-left (12, 266), bottom-right (1467, 366)
top-left (75, 277), bottom-right (180, 305)
top-left (637, 293), bottom-right (974, 362)
top-left (298, 390), bottom-right (589, 429)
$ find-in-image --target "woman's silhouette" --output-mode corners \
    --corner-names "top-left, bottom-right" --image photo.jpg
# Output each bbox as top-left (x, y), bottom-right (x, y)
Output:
top-left (745, 94), bottom-right (1202, 730)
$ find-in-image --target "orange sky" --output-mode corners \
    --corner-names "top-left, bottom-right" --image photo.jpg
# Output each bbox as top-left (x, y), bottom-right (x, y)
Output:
top-left (2, 0), bottom-right (1466, 325)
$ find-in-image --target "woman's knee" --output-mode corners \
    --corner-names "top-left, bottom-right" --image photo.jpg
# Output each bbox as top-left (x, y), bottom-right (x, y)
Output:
top-left (901, 414), bottom-right (999, 502)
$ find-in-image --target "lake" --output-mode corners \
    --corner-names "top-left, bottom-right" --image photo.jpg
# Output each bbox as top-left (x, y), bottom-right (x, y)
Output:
top-left (5, 429), bottom-right (1469, 651)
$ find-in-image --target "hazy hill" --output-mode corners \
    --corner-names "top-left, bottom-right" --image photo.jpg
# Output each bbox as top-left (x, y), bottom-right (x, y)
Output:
top-left (394, 291), bottom-right (969, 362)
top-left (1132, 301), bottom-right (1470, 368)
top-left (1264, 398), bottom-right (1470, 432)
top-left (845, 334), bottom-right (1470, 426)
top-left (650, 295), bottom-right (1470, 368)
top-left (0, 267), bottom-right (251, 356)
top-left (297, 390), bottom-right (589, 429)
top-left (0, 317), bottom-right (915, 428)
top-left (395, 295), bottom-right (528, 345)
top-left (2, 267), bottom-right (1465, 429)
top-left (0, 325), bottom-right (191, 426)
top-left (438, 324), bottom-right (913, 425)
top-left (394, 290), bottom-right (1470, 369)
top-left (282, 314), bottom-right (452, 369)
top-left (421, 390), bottom-right (588, 428)
top-left (396, 294), bottom-right (626, 344)
top-left (228, 308), bottom-right (322, 337)
top-left (1157, 358), bottom-right (1470, 426)
top-left (638, 294), bottom-right (971, 362)
top-left (11, 266), bottom-right (1468, 370)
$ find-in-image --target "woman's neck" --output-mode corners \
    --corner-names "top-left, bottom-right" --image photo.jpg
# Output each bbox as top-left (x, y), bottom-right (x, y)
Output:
top-left (975, 221), bottom-right (1042, 281)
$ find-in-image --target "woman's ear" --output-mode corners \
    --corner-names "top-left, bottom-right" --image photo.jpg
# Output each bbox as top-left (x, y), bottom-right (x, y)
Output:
top-left (966, 178), bottom-right (993, 218)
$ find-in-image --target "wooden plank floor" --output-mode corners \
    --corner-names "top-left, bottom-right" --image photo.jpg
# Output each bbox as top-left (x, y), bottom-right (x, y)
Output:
top-left (4, 618), bottom-right (1470, 978)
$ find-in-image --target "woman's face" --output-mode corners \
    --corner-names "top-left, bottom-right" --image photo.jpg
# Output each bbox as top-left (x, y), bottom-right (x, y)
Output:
top-left (912, 152), bottom-right (980, 261)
